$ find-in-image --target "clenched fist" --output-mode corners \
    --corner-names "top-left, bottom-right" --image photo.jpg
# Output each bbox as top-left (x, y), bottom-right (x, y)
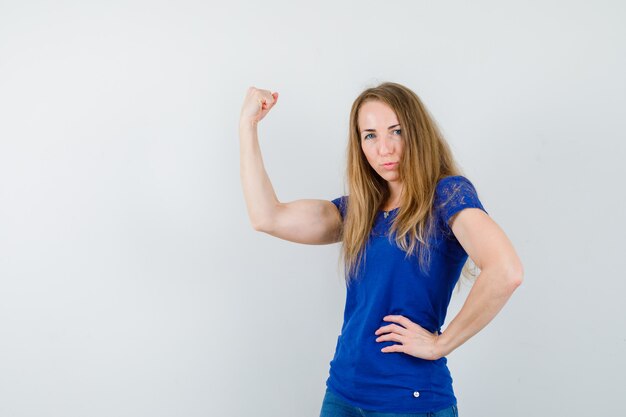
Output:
top-left (240, 86), bottom-right (279, 125)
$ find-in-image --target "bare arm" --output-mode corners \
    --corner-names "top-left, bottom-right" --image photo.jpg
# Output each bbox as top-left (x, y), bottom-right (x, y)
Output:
top-left (239, 87), bottom-right (342, 245)
top-left (434, 208), bottom-right (524, 358)
top-left (239, 118), bottom-right (279, 230)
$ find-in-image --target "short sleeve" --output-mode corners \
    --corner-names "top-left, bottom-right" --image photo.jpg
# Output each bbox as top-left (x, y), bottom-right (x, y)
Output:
top-left (435, 176), bottom-right (488, 231)
top-left (331, 195), bottom-right (348, 220)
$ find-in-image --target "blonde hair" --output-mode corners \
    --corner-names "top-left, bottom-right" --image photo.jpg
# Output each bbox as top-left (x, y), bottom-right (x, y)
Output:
top-left (337, 81), bottom-right (478, 292)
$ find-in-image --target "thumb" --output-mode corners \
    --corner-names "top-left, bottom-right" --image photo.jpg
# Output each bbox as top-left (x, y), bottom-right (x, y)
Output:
top-left (268, 91), bottom-right (279, 107)
top-left (262, 91), bottom-right (279, 110)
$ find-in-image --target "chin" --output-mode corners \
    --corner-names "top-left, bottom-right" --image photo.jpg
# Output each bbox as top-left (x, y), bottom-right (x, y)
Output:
top-left (380, 173), bottom-right (400, 181)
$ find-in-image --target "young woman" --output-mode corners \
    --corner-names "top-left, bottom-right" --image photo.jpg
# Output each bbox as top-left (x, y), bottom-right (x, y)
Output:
top-left (239, 82), bottom-right (523, 417)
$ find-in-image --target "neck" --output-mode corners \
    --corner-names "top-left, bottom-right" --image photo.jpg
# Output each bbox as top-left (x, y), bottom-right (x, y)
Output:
top-left (383, 182), bottom-right (403, 210)
top-left (382, 195), bottom-right (401, 211)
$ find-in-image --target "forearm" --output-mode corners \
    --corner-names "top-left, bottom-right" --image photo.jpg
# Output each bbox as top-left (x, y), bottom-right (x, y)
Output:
top-left (435, 266), bottom-right (521, 358)
top-left (239, 119), bottom-right (280, 230)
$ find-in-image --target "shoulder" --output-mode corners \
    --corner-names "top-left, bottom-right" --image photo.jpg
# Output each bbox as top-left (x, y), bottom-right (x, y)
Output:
top-left (434, 175), bottom-right (488, 228)
top-left (435, 175), bottom-right (474, 197)
top-left (435, 175), bottom-right (481, 204)
top-left (331, 195), bottom-right (349, 218)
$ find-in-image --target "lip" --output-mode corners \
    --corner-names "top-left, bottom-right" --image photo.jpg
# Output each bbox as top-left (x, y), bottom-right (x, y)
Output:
top-left (382, 162), bottom-right (398, 168)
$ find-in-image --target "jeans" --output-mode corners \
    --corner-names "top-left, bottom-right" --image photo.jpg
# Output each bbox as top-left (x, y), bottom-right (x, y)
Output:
top-left (319, 387), bottom-right (458, 417)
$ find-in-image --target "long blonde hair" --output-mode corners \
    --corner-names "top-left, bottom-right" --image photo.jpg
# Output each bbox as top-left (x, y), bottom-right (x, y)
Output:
top-left (337, 81), bottom-right (478, 292)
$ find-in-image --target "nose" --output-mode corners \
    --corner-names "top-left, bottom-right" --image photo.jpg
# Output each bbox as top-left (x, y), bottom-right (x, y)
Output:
top-left (378, 134), bottom-right (394, 155)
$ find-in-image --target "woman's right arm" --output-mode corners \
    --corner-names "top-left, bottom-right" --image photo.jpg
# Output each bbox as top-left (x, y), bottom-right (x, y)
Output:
top-left (239, 87), bottom-right (342, 245)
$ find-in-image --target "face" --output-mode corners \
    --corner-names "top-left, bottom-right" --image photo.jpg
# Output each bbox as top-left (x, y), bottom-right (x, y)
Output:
top-left (358, 100), bottom-right (404, 184)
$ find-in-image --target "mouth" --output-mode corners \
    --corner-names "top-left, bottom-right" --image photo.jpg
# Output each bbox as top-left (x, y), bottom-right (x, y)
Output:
top-left (381, 162), bottom-right (398, 170)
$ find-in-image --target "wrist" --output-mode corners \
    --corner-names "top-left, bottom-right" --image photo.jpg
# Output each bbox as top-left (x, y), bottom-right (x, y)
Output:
top-left (239, 118), bottom-right (258, 130)
top-left (434, 332), bottom-right (452, 359)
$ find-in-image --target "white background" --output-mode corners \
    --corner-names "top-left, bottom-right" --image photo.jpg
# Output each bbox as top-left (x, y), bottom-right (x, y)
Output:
top-left (1, 1), bottom-right (624, 416)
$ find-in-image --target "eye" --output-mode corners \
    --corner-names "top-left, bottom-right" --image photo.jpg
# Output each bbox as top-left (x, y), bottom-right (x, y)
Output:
top-left (364, 133), bottom-right (374, 140)
top-left (393, 129), bottom-right (402, 135)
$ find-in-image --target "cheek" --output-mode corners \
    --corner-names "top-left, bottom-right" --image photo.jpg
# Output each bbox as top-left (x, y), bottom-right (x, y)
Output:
top-left (362, 149), bottom-right (377, 167)
top-left (397, 142), bottom-right (405, 158)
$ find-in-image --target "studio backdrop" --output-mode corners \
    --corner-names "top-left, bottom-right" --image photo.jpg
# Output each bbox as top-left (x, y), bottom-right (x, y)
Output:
top-left (0, 1), bottom-right (624, 416)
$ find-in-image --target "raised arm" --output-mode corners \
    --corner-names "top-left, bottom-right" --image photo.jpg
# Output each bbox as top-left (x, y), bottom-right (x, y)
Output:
top-left (239, 87), bottom-right (342, 245)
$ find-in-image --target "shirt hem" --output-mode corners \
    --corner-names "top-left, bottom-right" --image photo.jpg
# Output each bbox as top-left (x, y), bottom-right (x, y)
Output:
top-left (325, 380), bottom-right (457, 414)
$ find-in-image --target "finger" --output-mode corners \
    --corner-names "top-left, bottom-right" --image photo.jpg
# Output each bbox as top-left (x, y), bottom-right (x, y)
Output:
top-left (383, 315), bottom-right (415, 330)
top-left (247, 86), bottom-right (260, 100)
top-left (266, 91), bottom-right (277, 107)
top-left (248, 88), bottom-right (270, 103)
top-left (375, 323), bottom-right (409, 336)
top-left (257, 89), bottom-right (274, 101)
top-left (259, 92), bottom-right (276, 109)
top-left (376, 333), bottom-right (404, 344)
top-left (381, 344), bottom-right (405, 353)
top-left (271, 92), bottom-right (279, 104)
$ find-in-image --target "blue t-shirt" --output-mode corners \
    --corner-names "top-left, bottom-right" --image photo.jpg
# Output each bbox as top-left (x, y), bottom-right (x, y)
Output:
top-left (326, 175), bottom-right (488, 413)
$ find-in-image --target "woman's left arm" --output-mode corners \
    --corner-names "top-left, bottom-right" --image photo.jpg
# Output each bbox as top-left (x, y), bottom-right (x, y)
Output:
top-left (434, 208), bottom-right (524, 359)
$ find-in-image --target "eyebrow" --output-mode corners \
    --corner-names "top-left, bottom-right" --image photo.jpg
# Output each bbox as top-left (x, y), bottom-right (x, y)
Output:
top-left (361, 124), bottom-right (401, 134)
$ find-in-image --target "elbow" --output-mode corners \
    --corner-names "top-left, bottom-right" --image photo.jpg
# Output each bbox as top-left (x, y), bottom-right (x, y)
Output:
top-left (484, 259), bottom-right (524, 291)
top-left (251, 205), bottom-right (279, 233)
top-left (251, 218), bottom-right (271, 233)
top-left (251, 220), bottom-right (265, 232)
top-left (505, 260), bottom-right (524, 289)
